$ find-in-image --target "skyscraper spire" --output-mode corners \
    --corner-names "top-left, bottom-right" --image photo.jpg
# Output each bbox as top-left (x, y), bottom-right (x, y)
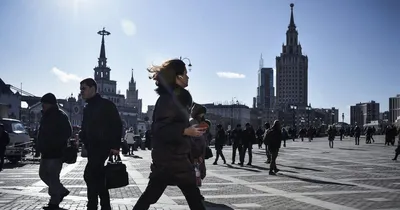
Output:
top-left (130, 68), bottom-right (134, 83)
top-left (259, 53), bottom-right (264, 70)
top-left (288, 3), bottom-right (296, 29)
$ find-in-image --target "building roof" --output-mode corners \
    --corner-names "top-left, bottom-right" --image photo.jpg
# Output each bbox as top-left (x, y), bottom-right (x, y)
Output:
top-left (0, 78), bottom-right (14, 95)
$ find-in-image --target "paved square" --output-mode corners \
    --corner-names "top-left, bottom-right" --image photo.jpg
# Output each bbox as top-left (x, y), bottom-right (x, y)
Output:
top-left (0, 135), bottom-right (399, 209)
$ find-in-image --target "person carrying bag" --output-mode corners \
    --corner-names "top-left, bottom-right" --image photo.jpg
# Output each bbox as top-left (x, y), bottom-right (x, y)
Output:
top-left (105, 154), bottom-right (129, 189)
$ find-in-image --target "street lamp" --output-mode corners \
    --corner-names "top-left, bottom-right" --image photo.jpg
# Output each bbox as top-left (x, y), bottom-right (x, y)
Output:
top-left (179, 56), bottom-right (192, 71)
top-left (342, 113), bottom-right (344, 123)
top-left (290, 105), bottom-right (297, 128)
top-left (306, 106), bottom-right (312, 127)
top-left (231, 97), bottom-right (237, 127)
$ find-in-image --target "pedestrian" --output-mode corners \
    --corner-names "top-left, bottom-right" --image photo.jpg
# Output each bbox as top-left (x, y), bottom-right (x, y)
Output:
top-left (124, 127), bottom-right (135, 155)
top-left (37, 93), bottom-right (72, 210)
top-left (263, 123), bottom-right (271, 163)
top-left (239, 123), bottom-right (255, 166)
top-left (133, 59), bottom-right (206, 210)
top-left (213, 124), bottom-right (227, 165)
top-left (264, 120), bottom-right (282, 175)
top-left (0, 123), bottom-right (10, 171)
top-left (327, 125), bottom-right (335, 148)
top-left (79, 78), bottom-right (123, 210)
top-left (189, 103), bottom-right (208, 179)
top-left (231, 124), bottom-right (243, 164)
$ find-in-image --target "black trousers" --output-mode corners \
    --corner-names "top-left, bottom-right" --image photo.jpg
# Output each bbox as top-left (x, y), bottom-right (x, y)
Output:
top-left (269, 149), bottom-right (279, 172)
top-left (231, 143), bottom-right (242, 163)
top-left (84, 152), bottom-right (110, 210)
top-left (214, 148), bottom-right (226, 163)
top-left (133, 173), bottom-right (205, 210)
top-left (240, 143), bottom-right (252, 164)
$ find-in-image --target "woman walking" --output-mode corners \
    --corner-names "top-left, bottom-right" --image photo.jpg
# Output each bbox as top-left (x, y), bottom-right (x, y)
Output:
top-left (327, 126), bottom-right (335, 148)
top-left (133, 59), bottom-right (206, 210)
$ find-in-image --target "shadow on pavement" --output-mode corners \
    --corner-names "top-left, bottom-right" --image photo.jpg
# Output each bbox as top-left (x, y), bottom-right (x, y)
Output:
top-left (224, 164), bottom-right (260, 173)
top-left (277, 164), bottom-right (324, 172)
top-left (248, 164), bottom-right (298, 173)
top-left (280, 173), bottom-right (355, 186)
top-left (205, 201), bottom-right (234, 209)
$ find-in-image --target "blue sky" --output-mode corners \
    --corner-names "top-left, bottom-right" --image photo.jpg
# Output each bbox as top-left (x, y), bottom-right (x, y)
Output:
top-left (0, 0), bottom-right (399, 123)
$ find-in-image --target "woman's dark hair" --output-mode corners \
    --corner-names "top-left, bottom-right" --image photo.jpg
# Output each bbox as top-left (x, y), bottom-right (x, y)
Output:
top-left (148, 59), bottom-right (187, 93)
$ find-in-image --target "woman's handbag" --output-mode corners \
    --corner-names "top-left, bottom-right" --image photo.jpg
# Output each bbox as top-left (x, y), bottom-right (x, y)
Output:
top-left (105, 154), bottom-right (129, 189)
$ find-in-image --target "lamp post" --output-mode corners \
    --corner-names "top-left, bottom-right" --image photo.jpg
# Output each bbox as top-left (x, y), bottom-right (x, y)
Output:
top-left (306, 106), bottom-right (312, 127)
top-left (231, 97), bottom-right (237, 127)
top-left (342, 113), bottom-right (344, 123)
top-left (290, 105), bottom-right (297, 128)
top-left (179, 56), bottom-right (192, 71)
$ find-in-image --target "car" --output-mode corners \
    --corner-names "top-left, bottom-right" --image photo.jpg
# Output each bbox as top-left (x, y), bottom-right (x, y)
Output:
top-left (1, 118), bottom-right (31, 163)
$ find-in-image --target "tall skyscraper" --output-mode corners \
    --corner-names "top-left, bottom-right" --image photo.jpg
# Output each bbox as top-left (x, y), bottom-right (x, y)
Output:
top-left (276, 3), bottom-right (308, 107)
top-left (389, 94), bottom-right (400, 123)
top-left (350, 101), bottom-right (380, 126)
top-left (256, 54), bottom-right (274, 109)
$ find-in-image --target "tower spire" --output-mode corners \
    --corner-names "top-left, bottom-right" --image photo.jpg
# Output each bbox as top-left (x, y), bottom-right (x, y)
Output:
top-left (97, 27), bottom-right (111, 67)
top-left (259, 53), bottom-right (264, 70)
top-left (130, 68), bottom-right (134, 83)
top-left (288, 3), bottom-right (296, 29)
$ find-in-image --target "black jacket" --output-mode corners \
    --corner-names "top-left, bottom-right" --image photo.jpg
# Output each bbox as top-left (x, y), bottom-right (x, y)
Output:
top-left (0, 131), bottom-right (10, 151)
top-left (264, 127), bottom-right (282, 150)
top-left (242, 127), bottom-right (256, 145)
top-left (81, 94), bottom-right (122, 155)
top-left (150, 87), bottom-right (195, 186)
top-left (37, 106), bottom-right (72, 159)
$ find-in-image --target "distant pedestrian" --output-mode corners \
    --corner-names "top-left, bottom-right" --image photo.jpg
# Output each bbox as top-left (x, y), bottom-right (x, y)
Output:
top-left (327, 125), bottom-right (335, 148)
top-left (213, 124), bottom-right (227, 165)
top-left (79, 78), bottom-right (123, 210)
top-left (37, 93), bottom-right (72, 210)
top-left (264, 120), bottom-right (282, 175)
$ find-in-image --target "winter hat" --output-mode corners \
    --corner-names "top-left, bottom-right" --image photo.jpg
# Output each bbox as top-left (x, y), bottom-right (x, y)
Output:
top-left (40, 93), bottom-right (57, 105)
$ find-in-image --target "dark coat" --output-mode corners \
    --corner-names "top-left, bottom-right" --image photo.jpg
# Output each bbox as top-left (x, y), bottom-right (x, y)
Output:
top-left (189, 119), bottom-right (207, 179)
top-left (265, 127), bottom-right (282, 151)
top-left (242, 127), bottom-right (256, 145)
top-left (150, 87), bottom-right (195, 186)
top-left (80, 94), bottom-right (122, 155)
top-left (37, 106), bottom-right (72, 159)
top-left (0, 131), bottom-right (10, 151)
top-left (215, 128), bottom-right (226, 149)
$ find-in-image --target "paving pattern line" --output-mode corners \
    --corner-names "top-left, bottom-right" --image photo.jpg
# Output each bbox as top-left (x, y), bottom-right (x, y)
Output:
top-left (207, 170), bottom-right (359, 210)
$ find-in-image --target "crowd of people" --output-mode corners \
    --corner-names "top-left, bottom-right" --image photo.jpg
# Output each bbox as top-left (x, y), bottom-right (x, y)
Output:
top-left (1, 58), bottom-right (399, 210)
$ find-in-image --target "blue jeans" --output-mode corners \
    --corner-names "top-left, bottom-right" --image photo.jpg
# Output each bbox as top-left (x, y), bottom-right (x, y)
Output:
top-left (39, 158), bottom-right (68, 205)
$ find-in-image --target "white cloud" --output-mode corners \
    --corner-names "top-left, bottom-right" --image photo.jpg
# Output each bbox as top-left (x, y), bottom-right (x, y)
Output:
top-left (120, 19), bottom-right (137, 36)
top-left (216, 72), bottom-right (246, 79)
top-left (51, 67), bottom-right (82, 83)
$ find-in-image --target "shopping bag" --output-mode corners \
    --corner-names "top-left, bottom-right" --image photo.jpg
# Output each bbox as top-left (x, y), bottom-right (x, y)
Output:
top-left (105, 154), bottom-right (129, 189)
top-left (62, 141), bottom-right (78, 164)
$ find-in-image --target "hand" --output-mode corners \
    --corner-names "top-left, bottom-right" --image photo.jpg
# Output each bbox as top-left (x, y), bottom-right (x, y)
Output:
top-left (185, 125), bottom-right (206, 137)
top-left (110, 149), bottom-right (120, 155)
